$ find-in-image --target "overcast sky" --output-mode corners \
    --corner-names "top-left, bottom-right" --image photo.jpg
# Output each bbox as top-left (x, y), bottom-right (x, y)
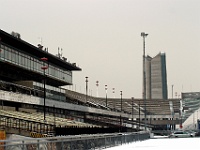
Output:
top-left (1, 0), bottom-right (200, 98)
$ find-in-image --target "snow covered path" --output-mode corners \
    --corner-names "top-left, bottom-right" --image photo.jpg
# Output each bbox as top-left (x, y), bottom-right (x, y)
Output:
top-left (105, 137), bottom-right (200, 150)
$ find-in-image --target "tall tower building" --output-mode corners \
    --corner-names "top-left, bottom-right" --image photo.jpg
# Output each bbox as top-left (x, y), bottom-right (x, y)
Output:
top-left (145, 55), bottom-right (152, 99)
top-left (145, 52), bottom-right (168, 99)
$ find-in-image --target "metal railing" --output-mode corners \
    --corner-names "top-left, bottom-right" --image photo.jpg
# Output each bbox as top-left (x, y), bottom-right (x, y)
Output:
top-left (0, 114), bottom-right (54, 136)
top-left (0, 132), bottom-right (150, 150)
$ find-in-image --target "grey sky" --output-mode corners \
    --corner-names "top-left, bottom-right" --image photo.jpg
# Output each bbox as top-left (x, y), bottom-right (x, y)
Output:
top-left (1, 0), bottom-right (200, 98)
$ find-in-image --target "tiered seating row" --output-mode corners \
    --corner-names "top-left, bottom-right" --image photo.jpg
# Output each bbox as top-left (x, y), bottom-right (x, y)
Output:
top-left (0, 109), bottom-right (99, 128)
top-left (65, 89), bottom-right (180, 116)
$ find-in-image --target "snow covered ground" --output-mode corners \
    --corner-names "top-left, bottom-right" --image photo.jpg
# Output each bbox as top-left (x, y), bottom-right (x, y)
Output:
top-left (105, 136), bottom-right (200, 150)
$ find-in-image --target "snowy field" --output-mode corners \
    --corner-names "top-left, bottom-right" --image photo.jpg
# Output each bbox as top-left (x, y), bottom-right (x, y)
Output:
top-left (105, 137), bottom-right (200, 150)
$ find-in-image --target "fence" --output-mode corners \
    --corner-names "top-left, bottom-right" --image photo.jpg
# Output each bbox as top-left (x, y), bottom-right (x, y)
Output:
top-left (0, 131), bottom-right (150, 150)
top-left (0, 114), bottom-right (54, 136)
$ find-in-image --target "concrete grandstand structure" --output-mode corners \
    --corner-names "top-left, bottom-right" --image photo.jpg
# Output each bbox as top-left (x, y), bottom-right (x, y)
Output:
top-left (0, 29), bottom-right (183, 138)
top-left (181, 92), bottom-right (200, 130)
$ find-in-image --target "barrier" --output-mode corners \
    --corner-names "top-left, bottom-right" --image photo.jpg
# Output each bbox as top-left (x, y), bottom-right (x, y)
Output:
top-left (0, 131), bottom-right (150, 150)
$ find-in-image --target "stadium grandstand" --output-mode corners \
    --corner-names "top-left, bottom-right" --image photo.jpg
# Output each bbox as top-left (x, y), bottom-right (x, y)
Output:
top-left (0, 29), bottom-right (184, 139)
top-left (181, 92), bottom-right (200, 130)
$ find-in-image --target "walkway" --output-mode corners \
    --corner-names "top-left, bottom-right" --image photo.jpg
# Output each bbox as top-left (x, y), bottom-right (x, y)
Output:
top-left (105, 136), bottom-right (200, 150)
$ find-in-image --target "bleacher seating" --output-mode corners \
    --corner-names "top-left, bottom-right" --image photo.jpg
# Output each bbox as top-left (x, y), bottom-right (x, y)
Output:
top-left (65, 89), bottom-right (180, 117)
top-left (0, 109), bottom-right (99, 128)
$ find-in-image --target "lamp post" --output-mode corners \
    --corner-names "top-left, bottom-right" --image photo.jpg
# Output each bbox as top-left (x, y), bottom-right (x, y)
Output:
top-left (0, 37), bottom-right (1, 53)
top-left (172, 85), bottom-right (174, 99)
top-left (41, 57), bottom-right (48, 122)
top-left (141, 32), bottom-right (148, 131)
top-left (139, 100), bottom-right (141, 130)
top-left (120, 91), bottom-right (123, 131)
top-left (96, 81), bottom-right (99, 97)
top-left (132, 97), bottom-right (134, 128)
top-left (112, 88), bottom-right (115, 98)
top-left (53, 105), bottom-right (56, 129)
top-left (193, 111), bottom-right (195, 129)
top-left (85, 77), bottom-right (88, 102)
top-left (105, 85), bottom-right (108, 107)
top-left (120, 91), bottom-right (123, 112)
top-left (0, 39), bottom-right (2, 110)
top-left (179, 99), bottom-right (183, 129)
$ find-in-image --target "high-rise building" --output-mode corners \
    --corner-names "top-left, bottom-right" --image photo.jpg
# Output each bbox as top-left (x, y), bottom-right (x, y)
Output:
top-left (145, 52), bottom-right (168, 99)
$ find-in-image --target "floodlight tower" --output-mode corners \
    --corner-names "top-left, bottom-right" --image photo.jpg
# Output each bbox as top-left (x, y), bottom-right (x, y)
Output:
top-left (141, 32), bottom-right (148, 131)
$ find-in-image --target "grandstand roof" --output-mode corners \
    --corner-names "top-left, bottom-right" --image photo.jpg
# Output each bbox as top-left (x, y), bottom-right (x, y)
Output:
top-left (0, 29), bottom-right (81, 71)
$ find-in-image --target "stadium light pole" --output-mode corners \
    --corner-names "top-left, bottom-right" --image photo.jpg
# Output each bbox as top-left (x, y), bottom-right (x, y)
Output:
top-left (85, 77), bottom-right (88, 103)
top-left (105, 85), bottom-right (108, 107)
top-left (141, 32), bottom-right (148, 131)
top-left (41, 57), bottom-right (48, 122)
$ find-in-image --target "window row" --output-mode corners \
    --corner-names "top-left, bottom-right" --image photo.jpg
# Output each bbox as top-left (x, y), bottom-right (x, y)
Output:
top-left (0, 44), bottom-right (72, 84)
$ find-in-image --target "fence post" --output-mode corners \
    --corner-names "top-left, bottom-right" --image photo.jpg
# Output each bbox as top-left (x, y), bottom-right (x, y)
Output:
top-left (61, 140), bottom-right (64, 150)
top-left (86, 139), bottom-right (88, 150)
top-left (105, 136), bottom-right (106, 148)
top-left (22, 140), bottom-right (24, 150)
top-left (37, 139), bottom-right (40, 150)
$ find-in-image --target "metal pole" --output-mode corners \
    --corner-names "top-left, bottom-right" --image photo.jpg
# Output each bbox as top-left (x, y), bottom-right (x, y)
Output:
top-left (41, 57), bottom-right (48, 122)
top-left (53, 105), bottom-right (56, 127)
top-left (96, 81), bottom-right (99, 97)
top-left (193, 111), bottom-right (195, 129)
top-left (172, 85), bottom-right (174, 99)
top-left (85, 77), bottom-right (88, 103)
top-left (112, 88), bottom-right (115, 98)
top-left (44, 72), bottom-right (46, 121)
top-left (139, 100), bottom-right (141, 130)
top-left (132, 97), bottom-right (134, 128)
top-left (120, 91), bottom-right (122, 131)
top-left (0, 40), bottom-right (2, 110)
top-left (141, 32), bottom-right (148, 131)
top-left (120, 91), bottom-right (122, 112)
top-left (105, 85), bottom-right (108, 107)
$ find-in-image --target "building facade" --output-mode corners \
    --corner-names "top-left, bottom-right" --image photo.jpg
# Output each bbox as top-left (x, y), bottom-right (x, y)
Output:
top-left (0, 29), bottom-right (81, 103)
top-left (0, 30), bottom-right (183, 133)
top-left (145, 52), bottom-right (168, 99)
